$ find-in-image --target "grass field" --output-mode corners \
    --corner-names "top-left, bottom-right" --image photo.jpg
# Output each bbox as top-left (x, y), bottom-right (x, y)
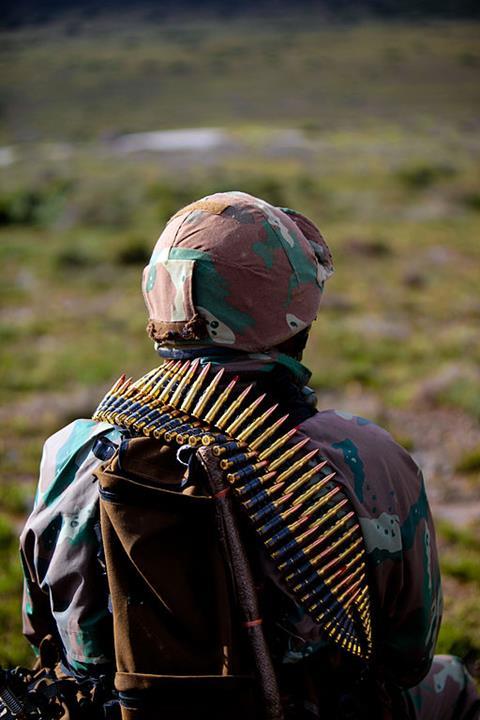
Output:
top-left (1, 17), bottom-right (480, 143)
top-left (0, 16), bottom-right (479, 679)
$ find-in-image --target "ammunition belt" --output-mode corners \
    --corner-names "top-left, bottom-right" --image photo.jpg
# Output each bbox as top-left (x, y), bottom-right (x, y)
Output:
top-left (93, 360), bottom-right (373, 661)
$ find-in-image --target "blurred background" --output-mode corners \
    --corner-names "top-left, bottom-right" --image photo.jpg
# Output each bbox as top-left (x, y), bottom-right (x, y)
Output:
top-left (0, 0), bottom-right (479, 675)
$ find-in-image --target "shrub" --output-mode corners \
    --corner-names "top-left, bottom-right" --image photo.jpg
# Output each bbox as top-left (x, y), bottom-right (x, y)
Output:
top-left (0, 178), bottom-right (73, 227)
top-left (456, 447), bottom-right (480, 475)
top-left (397, 163), bottom-right (456, 191)
top-left (56, 248), bottom-right (94, 268)
top-left (115, 237), bottom-right (151, 265)
top-left (463, 193), bottom-right (480, 212)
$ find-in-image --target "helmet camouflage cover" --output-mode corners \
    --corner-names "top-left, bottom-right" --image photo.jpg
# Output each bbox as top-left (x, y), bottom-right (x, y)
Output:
top-left (142, 191), bottom-right (333, 353)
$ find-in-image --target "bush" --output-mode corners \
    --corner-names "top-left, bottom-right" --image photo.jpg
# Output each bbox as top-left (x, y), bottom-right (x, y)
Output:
top-left (441, 552), bottom-right (480, 584)
top-left (463, 193), bottom-right (480, 212)
top-left (437, 520), bottom-right (480, 550)
top-left (397, 163), bottom-right (456, 191)
top-left (0, 178), bottom-right (73, 227)
top-left (436, 377), bottom-right (480, 422)
top-left (0, 485), bottom-right (29, 515)
top-left (437, 620), bottom-right (477, 659)
top-left (56, 248), bottom-right (95, 268)
top-left (456, 447), bottom-right (480, 475)
top-left (148, 183), bottom-right (197, 224)
top-left (114, 237), bottom-right (151, 265)
top-left (74, 192), bottom-right (136, 228)
top-left (0, 189), bottom-right (42, 225)
top-left (239, 177), bottom-right (287, 207)
top-left (0, 514), bottom-right (16, 552)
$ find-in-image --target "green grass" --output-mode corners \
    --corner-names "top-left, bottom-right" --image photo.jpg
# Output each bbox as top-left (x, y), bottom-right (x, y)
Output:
top-left (0, 515), bottom-right (33, 666)
top-left (0, 19), bottom-right (479, 143)
top-left (456, 447), bottom-right (480, 475)
top-left (437, 596), bottom-right (480, 660)
top-left (436, 522), bottom-right (480, 669)
top-left (441, 554), bottom-right (480, 585)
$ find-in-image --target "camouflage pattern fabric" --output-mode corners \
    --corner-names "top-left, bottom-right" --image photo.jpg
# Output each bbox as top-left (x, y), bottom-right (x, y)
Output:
top-left (19, 387), bottom-right (479, 718)
top-left (20, 419), bottom-right (122, 672)
top-left (142, 192), bottom-right (333, 352)
top-left (259, 408), bottom-right (442, 688)
top-left (405, 655), bottom-right (480, 719)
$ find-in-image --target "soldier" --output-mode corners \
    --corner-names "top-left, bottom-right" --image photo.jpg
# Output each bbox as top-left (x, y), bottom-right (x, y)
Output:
top-left (16, 192), bottom-right (479, 719)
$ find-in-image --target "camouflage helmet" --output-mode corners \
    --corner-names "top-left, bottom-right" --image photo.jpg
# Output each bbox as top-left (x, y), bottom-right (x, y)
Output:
top-left (142, 191), bottom-right (333, 353)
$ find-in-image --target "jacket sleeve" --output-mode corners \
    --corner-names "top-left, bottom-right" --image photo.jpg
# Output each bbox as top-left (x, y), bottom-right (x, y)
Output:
top-left (295, 411), bottom-right (443, 688)
top-left (330, 422), bottom-right (443, 687)
top-left (19, 419), bottom-right (122, 670)
top-left (20, 533), bottom-right (56, 654)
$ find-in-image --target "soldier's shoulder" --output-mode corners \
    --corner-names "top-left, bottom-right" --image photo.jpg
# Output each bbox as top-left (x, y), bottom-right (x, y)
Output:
top-left (301, 408), bottom-right (419, 474)
top-left (36, 419), bottom-right (122, 504)
top-left (303, 408), bottom-right (394, 443)
top-left (42, 418), bottom-right (120, 456)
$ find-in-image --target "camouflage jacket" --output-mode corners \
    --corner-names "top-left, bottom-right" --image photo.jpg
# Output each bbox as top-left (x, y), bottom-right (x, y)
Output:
top-left (20, 407), bottom-right (441, 687)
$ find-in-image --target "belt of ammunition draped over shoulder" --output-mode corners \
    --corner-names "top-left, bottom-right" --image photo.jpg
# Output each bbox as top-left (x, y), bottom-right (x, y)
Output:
top-left (93, 359), bottom-right (373, 662)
